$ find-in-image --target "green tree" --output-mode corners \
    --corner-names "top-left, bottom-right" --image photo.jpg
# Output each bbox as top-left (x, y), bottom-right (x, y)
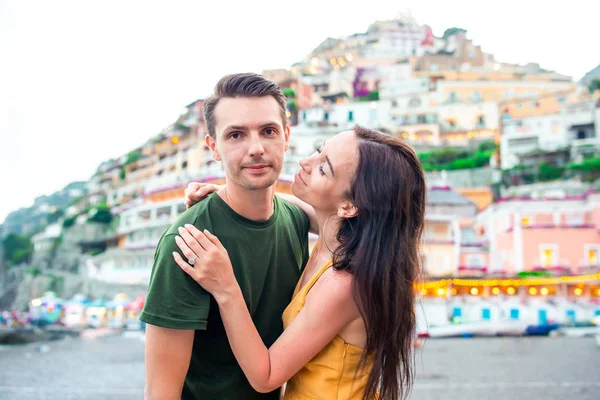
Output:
top-left (47, 208), bottom-right (65, 224)
top-left (87, 205), bottom-right (113, 224)
top-left (283, 88), bottom-right (296, 98)
top-left (124, 151), bottom-right (141, 166)
top-left (2, 233), bottom-right (33, 266)
top-left (478, 140), bottom-right (498, 152)
top-left (538, 163), bottom-right (565, 181)
top-left (589, 79), bottom-right (600, 94)
top-left (62, 215), bottom-right (77, 228)
top-left (443, 27), bottom-right (467, 39)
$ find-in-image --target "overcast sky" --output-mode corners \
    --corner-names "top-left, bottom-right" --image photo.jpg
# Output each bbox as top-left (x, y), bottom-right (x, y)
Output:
top-left (0, 0), bottom-right (597, 224)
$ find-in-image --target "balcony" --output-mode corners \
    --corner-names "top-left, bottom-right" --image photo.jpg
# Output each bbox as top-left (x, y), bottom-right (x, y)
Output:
top-left (530, 258), bottom-right (572, 275)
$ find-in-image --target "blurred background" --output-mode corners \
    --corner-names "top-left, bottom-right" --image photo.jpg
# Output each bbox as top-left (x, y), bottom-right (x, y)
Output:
top-left (1, 1), bottom-right (599, 399)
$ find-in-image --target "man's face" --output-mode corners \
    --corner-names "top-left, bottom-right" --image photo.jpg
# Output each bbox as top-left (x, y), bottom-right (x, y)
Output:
top-left (206, 96), bottom-right (290, 191)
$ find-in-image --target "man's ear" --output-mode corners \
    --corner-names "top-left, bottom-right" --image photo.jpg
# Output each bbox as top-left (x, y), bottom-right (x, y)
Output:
top-left (337, 201), bottom-right (358, 219)
top-left (205, 134), bottom-right (221, 161)
top-left (284, 125), bottom-right (291, 152)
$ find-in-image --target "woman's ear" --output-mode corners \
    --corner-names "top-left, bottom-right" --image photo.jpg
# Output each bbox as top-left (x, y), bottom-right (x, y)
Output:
top-left (337, 201), bottom-right (358, 218)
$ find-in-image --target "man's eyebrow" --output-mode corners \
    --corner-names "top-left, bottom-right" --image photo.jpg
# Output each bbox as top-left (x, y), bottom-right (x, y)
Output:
top-left (223, 125), bottom-right (248, 131)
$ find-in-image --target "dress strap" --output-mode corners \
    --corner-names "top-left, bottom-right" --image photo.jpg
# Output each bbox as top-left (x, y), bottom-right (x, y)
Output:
top-left (300, 259), bottom-right (333, 296)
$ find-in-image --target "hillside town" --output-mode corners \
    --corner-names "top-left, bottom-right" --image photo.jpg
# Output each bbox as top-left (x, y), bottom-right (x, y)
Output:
top-left (2, 11), bottom-right (600, 339)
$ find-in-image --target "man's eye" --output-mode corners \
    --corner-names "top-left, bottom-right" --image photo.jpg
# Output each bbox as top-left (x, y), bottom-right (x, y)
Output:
top-left (265, 128), bottom-right (276, 136)
top-left (229, 133), bottom-right (241, 139)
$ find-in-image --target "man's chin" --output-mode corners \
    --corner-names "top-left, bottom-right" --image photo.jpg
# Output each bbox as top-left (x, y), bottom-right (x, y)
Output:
top-left (242, 176), bottom-right (279, 191)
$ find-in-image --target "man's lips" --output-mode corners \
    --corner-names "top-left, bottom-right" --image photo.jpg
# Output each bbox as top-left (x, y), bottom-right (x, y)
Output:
top-left (244, 164), bottom-right (270, 172)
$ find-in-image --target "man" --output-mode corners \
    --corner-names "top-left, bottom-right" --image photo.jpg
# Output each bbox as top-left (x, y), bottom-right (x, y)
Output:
top-left (140, 73), bottom-right (317, 399)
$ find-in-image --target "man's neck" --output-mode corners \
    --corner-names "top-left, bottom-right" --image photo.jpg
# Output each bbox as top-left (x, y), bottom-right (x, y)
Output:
top-left (218, 181), bottom-right (276, 221)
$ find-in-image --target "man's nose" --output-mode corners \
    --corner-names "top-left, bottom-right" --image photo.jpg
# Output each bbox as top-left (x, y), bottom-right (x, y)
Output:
top-left (248, 136), bottom-right (265, 157)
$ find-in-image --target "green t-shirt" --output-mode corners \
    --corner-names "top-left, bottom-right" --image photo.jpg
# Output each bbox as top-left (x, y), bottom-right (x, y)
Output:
top-left (140, 193), bottom-right (310, 400)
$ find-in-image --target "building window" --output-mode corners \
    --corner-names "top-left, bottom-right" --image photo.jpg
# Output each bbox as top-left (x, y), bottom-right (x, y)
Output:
top-left (584, 245), bottom-right (600, 266)
top-left (408, 97), bottom-right (422, 108)
top-left (447, 91), bottom-right (457, 103)
top-left (302, 111), bottom-right (307, 120)
top-left (539, 244), bottom-right (558, 268)
top-left (348, 111), bottom-right (354, 122)
top-left (565, 213), bottom-right (584, 226)
top-left (181, 161), bottom-right (188, 169)
top-left (467, 255), bottom-right (485, 268)
top-left (324, 111), bottom-right (329, 121)
top-left (477, 115), bottom-right (485, 128)
top-left (520, 215), bottom-right (534, 227)
top-left (557, 97), bottom-right (567, 104)
top-left (369, 109), bottom-right (377, 122)
top-left (471, 91), bottom-right (482, 103)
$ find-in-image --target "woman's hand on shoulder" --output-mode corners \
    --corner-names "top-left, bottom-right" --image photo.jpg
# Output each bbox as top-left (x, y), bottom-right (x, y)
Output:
top-left (171, 224), bottom-right (240, 304)
top-left (184, 182), bottom-right (223, 209)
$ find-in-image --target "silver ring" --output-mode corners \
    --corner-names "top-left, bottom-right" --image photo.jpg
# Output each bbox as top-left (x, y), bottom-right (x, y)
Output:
top-left (188, 257), bottom-right (196, 266)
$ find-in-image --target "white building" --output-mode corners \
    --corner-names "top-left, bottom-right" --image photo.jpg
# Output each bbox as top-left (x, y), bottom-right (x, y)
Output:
top-left (90, 197), bottom-right (188, 285)
top-left (500, 114), bottom-right (568, 169)
top-left (32, 223), bottom-right (62, 253)
top-left (300, 68), bottom-right (356, 100)
top-left (562, 99), bottom-right (600, 162)
top-left (380, 76), bottom-right (430, 100)
top-left (298, 100), bottom-right (393, 130)
top-left (360, 13), bottom-right (433, 59)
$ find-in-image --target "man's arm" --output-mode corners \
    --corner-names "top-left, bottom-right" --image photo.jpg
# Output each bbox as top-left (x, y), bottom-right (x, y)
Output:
top-left (140, 231), bottom-right (211, 399)
top-left (184, 182), bottom-right (318, 234)
top-left (145, 325), bottom-right (194, 400)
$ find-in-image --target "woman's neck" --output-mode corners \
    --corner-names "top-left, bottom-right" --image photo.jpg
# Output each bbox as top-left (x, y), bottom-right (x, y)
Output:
top-left (315, 211), bottom-right (341, 258)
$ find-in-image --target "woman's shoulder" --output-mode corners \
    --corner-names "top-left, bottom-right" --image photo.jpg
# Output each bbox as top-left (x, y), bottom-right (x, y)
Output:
top-left (307, 267), bottom-right (358, 317)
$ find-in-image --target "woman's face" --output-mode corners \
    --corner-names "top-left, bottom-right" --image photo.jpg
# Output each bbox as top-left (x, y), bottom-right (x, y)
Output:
top-left (291, 130), bottom-right (358, 214)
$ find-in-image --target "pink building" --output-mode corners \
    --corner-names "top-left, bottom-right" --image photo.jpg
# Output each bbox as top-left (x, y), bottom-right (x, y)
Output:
top-left (476, 190), bottom-right (600, 276)
top-left (422, 187), bottom-right (489, 278)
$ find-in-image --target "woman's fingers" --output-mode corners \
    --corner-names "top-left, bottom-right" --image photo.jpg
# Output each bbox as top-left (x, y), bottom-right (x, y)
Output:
top-left (184, 183), bottom-right (221, 209)
top-left (174, 235), bottom-right (199, 265)
top-left (183, 224), bottom-right (217, 252)
top-left (177, 226), bottom-right (207, 256)
top-left (203, 229), bottom-right (227, 254)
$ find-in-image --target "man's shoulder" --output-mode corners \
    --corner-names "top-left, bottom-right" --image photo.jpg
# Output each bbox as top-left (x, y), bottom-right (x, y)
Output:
top-left (275, 196), bottom-right (309, 235)
top-left (163, 193), bottom-right (220, 237)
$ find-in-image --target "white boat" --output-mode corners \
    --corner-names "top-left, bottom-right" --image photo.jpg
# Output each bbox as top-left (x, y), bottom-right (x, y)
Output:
top-left (557, 326), bottom-right (600, 338)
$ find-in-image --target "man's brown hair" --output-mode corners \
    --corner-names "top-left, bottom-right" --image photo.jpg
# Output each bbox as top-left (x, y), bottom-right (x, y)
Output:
top-left (203, 73), bottom-right (288, 138)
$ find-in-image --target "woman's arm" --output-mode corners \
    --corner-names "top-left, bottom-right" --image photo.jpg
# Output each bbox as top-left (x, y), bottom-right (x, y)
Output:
top-left (274, 193), bottom-right (318, 235)
top-left (172, 225), bottom-right (357, 393)
top-left (184, 182), bottom-right (318, 234)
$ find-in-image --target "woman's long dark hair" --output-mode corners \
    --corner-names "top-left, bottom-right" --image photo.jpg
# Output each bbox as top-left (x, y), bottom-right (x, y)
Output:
top-left (332, 125), bottom-right (426, 400)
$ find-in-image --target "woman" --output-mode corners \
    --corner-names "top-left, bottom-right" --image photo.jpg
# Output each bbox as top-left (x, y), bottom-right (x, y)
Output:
top-left (173, 125), bottom-right (426, 400)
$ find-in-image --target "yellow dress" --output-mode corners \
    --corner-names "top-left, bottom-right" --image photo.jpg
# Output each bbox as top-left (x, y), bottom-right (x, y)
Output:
top-left (281, 259), bottom-right (374, 400)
